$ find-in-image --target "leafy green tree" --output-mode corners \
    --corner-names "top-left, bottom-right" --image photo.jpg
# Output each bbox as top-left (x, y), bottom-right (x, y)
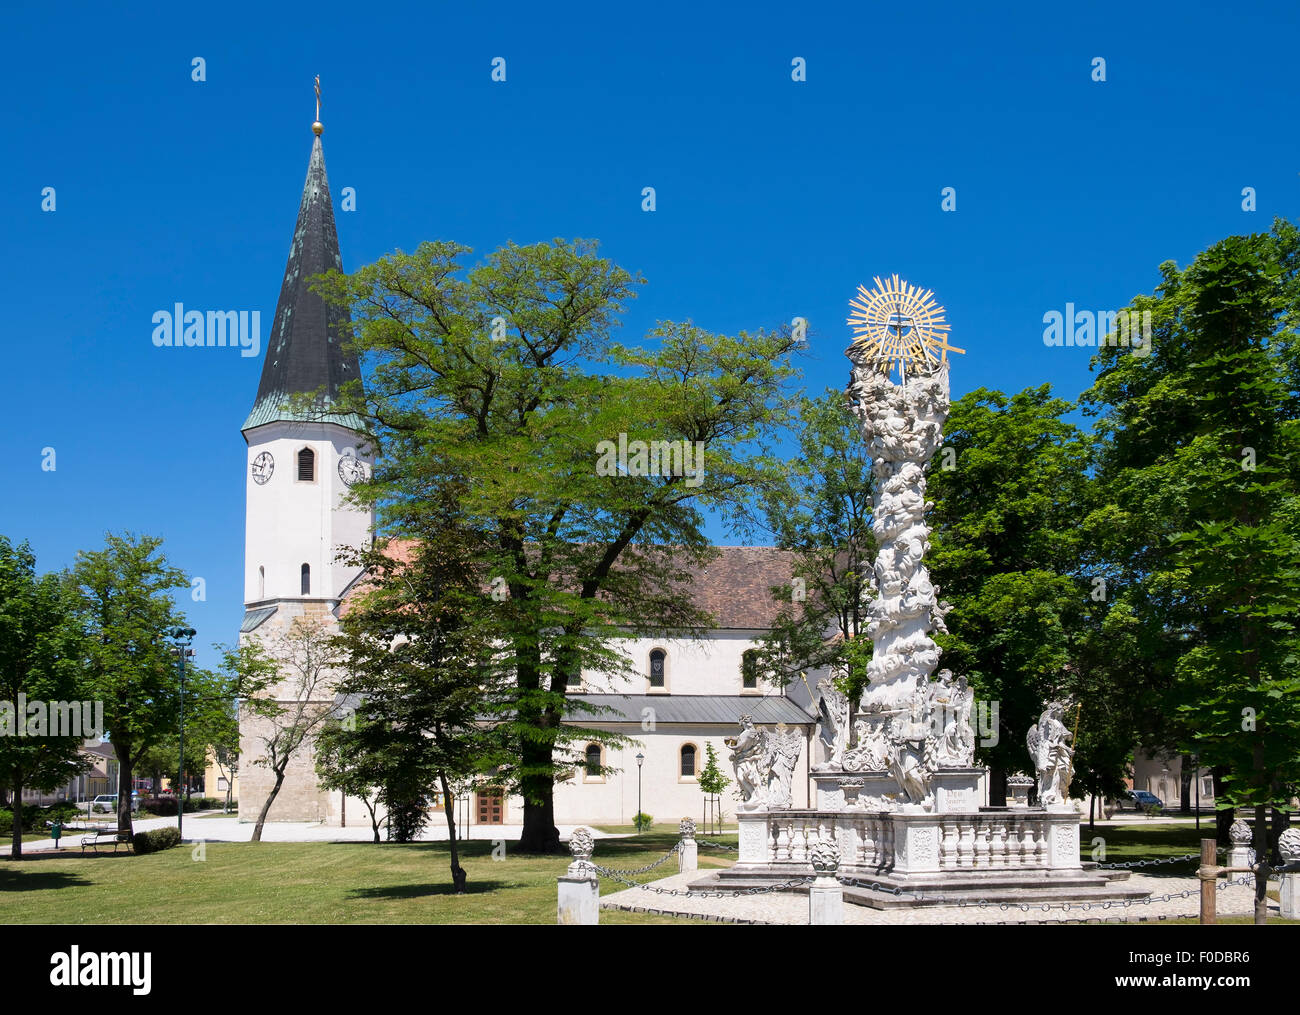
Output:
top-left (331, 516), bottom-right (514, 887)
top-left (314, 716), bottom-right (383, 841)
top-left (0, 538), bottom-right (91, 857)
top-left (697, 741), bottom-right (730, 834)
top-left (751, 390), bottom-right (875, 700)
top-left (74, 533), bottom-right (191, 835)
top-left (924, 386), bottom-right (1132, 804)
top-left (317, 238), bottom-right (799, 852)
top-left (1082, 223), bottom-right (1300, 920)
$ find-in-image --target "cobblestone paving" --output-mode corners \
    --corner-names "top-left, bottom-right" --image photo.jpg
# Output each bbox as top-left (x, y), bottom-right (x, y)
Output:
top-left (599, 871), bottom-right (1279, 925)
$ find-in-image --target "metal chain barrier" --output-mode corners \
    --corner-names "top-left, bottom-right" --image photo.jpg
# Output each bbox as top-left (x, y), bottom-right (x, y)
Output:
top-left (593, 841), bottom-right (681, 877)
top-left (582, 835), bottom-right (1282, 913)
top-left (1095, 852), bottom-right (1199, 869)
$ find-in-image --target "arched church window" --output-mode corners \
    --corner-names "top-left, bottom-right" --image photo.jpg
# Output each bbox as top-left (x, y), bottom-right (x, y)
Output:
top-left (584, 743), bottom-right (602, 778)
top-left (649, 649), bottom-right (666, 688)
top-left (297, 447), bottom-right (315, 482)
top-left (742, 649), bottom-right (758, 689)
top-left (258, 566), bottom-right (265, 599)
top-left (301, 563), bottom-right (310, 595)
top-left (680, 743), bottom-right (696, 778)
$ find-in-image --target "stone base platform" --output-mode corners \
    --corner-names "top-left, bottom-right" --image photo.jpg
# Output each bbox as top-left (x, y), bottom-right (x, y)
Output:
top-left (690, 865), bottom-right (1148, 910)
top-left (703, 802), bottom-right (1151, 910)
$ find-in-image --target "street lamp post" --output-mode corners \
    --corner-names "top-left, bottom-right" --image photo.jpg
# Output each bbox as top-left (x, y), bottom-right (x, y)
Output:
top-left (635, 752), bottom-right (645, 832)
top-left (168, 627), bottom-right (196, 840)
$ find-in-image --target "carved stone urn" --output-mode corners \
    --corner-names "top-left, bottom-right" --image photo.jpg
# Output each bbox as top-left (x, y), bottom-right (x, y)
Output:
top-left (810, 837), bottom-right (842, 877)
top-left (568, 826), bottom-right (594, 865)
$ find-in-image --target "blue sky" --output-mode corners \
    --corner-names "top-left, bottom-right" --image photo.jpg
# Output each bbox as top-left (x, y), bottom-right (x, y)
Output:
top-left (2, 1), bottom-right (1296, 667)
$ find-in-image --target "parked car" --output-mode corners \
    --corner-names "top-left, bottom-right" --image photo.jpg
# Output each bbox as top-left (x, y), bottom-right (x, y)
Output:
top-left (88, 794), bottom-right (140, 814)
top-left (1127, 790), bottom-right (1164, 810)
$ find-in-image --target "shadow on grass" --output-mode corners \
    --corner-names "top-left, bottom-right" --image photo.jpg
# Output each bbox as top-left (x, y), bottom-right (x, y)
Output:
top-left (2, 850), bottom-right (136, 862)
top-left (346, 880), bottom-right (505, 900)
top-left (0, 869), bottom-right (92, 891)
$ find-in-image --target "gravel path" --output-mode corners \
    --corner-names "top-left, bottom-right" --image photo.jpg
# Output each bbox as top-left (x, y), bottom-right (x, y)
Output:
top-left (599, 871), bottom-right (1279, 925)
top-left (0, 814), bottom-right (626, 855)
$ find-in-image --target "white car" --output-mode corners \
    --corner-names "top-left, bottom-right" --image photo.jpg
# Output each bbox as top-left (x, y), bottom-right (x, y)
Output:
top-left (89, 794), bottom-right (139, 814)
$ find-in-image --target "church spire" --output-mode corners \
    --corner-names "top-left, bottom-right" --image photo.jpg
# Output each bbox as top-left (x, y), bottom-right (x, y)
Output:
top-left (242, 78), bottom-right (363, 432)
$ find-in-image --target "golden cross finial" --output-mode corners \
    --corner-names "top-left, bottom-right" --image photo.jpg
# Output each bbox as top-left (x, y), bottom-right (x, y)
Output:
top-left (312, 75), bottom-right (323, 135)
top-left (846, 274), bottom-right (964, 377)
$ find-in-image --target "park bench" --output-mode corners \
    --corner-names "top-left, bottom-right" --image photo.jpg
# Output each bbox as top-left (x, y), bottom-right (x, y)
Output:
top-left (80, 827), bottom-right (132, 853)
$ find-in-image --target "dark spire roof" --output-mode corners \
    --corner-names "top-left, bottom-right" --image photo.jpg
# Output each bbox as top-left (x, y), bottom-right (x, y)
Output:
top-left (243, 134), bottom-right (364, 432)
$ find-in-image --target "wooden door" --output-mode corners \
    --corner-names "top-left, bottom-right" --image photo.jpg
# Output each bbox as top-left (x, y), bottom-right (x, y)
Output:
top-left (476, 789), bottom-right (504, 824)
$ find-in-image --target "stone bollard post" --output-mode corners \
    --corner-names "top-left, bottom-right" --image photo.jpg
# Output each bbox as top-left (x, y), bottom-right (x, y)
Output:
top-left (1279, 829), bottom-right (1300, 920)
top-left (1227, 819), bottom-right (1253, 869)
top-left (678, 818), bottom-right (698, 873)
top-left (808, 837), bottom-right (844, 925)
top-left (557, 827), bottom-right (599, 925)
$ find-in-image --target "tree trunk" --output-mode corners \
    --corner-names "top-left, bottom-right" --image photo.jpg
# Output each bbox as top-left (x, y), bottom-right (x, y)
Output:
top-left (252, 770), bottom-right (286, 842)
top-left (1179, 755), bottom-right (1192, 814)
top-left (10, 775), bottom-right (22, 859)
top-left (364, 798), bottom-right (380, 843)
top-left (116, 747), bottom-right (135, 837)
top-left (439, 771), bottom-right (467, 893)
top-left (519, 750), bottom-right (560, 854)
top-left (1088, 792), bottom-right (1096, 832)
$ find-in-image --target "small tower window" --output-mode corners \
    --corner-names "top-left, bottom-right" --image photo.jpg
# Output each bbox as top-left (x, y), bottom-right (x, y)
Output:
top-left (297, 447), bottom-right (315, 482)
top-left (649, 649), bottom-right (666, 688)
top-left (680, 743), bottom-right (697, 778)
top-left (301, 563), bottom-right (311, 595)
top-left (258, 566), bottom-right (265, 599)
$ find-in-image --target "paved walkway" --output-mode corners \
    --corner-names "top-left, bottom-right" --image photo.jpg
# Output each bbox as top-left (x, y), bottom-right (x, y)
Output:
top-left (598, 871), bottom-right (1279, 925)
top-left (1, 812), bottom-right (626, 855)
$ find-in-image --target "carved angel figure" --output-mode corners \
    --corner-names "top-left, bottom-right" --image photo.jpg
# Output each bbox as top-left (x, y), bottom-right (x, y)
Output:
top-left (764, 724), bottom-right (804, 809)
top-left (1027, 701), bottom-right (1074, 807)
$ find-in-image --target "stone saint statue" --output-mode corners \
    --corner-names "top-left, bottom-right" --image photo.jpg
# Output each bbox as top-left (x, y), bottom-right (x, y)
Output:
top-left (728, 715), bottom-right (768, 811)
top-left (1027, 701), bottom-right (1075, 808)
top-left (813, 678), bottom-right (851, 771)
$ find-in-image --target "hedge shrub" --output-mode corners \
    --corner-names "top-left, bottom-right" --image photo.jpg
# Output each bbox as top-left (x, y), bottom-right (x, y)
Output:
top-left (140, 796), bottom-right (226, 817)
top-left (0, 804), bottom-right (80, 836)
top-left (132, 827), bottom-right (182, 854)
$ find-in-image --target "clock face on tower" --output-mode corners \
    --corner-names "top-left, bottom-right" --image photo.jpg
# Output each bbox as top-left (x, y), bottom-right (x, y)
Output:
top-left (251, 451), bottom-right (275, 485)
top-left (338, 453), bottom-right (367, 487)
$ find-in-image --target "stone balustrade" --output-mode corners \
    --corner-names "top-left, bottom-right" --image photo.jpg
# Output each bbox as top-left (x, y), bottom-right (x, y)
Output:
top-left (737, 807), bottom-right (1081, 874)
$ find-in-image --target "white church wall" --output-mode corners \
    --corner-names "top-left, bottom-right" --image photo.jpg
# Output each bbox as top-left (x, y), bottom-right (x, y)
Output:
top-left (576, 630), bottom-right (798, 698)
top-left (500, 723), bottom-right (814, 827)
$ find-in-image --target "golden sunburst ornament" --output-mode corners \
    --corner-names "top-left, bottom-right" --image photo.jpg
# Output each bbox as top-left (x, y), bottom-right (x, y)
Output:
top-left (847, 274), bottom-right (963, 376)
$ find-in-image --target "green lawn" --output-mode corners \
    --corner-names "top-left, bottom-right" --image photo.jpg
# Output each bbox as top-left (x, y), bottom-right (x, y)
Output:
top-left (1082, 822), bottom-right (1219, 874)
top-left (0, 831), bottom-right (735, 925)
top-left (3, 823), bottom-right (1285, 925)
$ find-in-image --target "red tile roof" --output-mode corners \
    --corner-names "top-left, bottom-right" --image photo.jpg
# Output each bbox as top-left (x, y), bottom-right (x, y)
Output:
top-left (344, 543), bottom-right (798, 630)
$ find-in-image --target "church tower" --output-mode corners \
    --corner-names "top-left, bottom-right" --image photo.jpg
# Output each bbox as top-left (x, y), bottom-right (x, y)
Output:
top-left (238, 95), bottom-right (371, 822)
top-left (242, 107), bottom-right (371, 621)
